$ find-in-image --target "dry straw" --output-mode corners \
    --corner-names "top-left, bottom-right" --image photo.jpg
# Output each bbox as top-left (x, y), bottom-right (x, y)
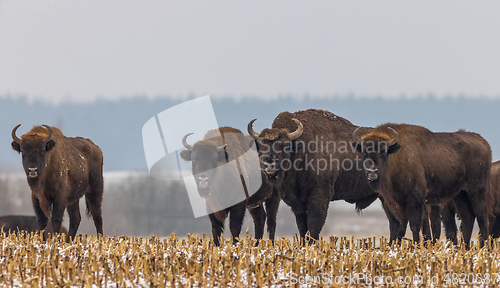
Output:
top-left (0, 230), bottom-right (499, 287)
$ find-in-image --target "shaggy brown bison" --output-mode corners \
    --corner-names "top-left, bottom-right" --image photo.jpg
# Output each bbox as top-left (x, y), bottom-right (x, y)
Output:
top-left (489, 161), bottom-right (500, 238)
top-left (437, 160), bottom-right (500, 241)
top-left (180, 126), bottom-right (278, 246)
top-left (352, 124), bottom-right (491, 247)
top-left (0, 215), bottom-right (68, 235)
top-left (11, 125), bottom-right (104, 241)
top-left (248, 109), bottom-right (379, 242)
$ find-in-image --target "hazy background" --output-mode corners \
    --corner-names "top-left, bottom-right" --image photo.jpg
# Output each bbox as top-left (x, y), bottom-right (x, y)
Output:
top-left (0, 1), bottom-right (498, 239)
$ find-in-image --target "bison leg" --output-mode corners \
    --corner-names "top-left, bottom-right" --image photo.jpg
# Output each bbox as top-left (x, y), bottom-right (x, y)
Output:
top-left (50, 197), bottom-right (67, 236)
top-left (66, 201), bottom-right (81, 242)
top-left (429, 205), bottom-right (442, 243)
top-left (86, 178), bottom-right (104, 236)
top-left (408, 202), bottom-right (426, 243)
top-left (265, 189), bottom-right (280, 243)
top-left (208, 213), bottom-right (224, 246)
top-left (306, 196), bottom-right (328, 242)
top-left (466, 186), bottom-right (490, 247)
top-left (380, 198), bottom-right (406, 245)
top-left (490, 215), bottom-right (500, 238)
top-left (31, 195), bottom-right (48, 231)
top-left (293, 210), bottom-right (308, 244)
top-left (229, 201), bottom-right (246, 245)
top-left (248, 204), bottom-right (266, 244)
top-left (440, 202), bottom-right (458, 245)
top-left (85, 196), bottom-right (103, 236)
top-left (421, 207), bottom-right (432, 242)
top-left (453, 191), bottom-right (475, 248)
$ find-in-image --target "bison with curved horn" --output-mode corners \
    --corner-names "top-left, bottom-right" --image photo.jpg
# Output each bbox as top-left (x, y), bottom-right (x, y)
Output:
top-left (180, 127), bottom-right (279, 246)
top-left (11, 125), bottom-right (104, 241)
top-left (352, 124), bottom-right (492, 247)
top-left (248, 109), bottom-right (380, 243)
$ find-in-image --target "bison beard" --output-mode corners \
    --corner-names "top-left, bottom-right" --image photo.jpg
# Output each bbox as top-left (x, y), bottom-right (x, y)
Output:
top-left (353, 124), bottom-right (492, 248)
top-left (11, 125), bottom-right (104, 241)
top-left (180, 127), bottom-right (278, 246)
top-left (248, 109), bottom-right (380, 243)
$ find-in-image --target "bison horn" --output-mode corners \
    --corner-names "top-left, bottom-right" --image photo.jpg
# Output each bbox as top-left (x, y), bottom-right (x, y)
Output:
top-left (182, 133), bottom-right (194, 151)
top-left (387, 127), bottom-right (399, 146)
top-left (217, 144), bottom-right (227, 152)
top-left (352, 126), bottom-right (364, 143)
top-left (247, 119), bottom-right (260, 140)
top-left (11, 124), bottom-right (22, 144)
top-left (287, 118), bottom-right (303, 140)
top-left (42, 125), bottom-right (54, 143)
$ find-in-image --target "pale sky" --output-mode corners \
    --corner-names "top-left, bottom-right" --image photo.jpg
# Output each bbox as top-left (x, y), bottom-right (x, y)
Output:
top-left (1, 1), bottom-right (500, 103)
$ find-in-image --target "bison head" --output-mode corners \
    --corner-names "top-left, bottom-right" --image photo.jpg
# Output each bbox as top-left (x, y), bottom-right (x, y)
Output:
top-left (247, 118), bottom-right (303, 183)
top-left (351, 126), bottom-right (400, 191)
top-left (11, 125), bottom-right (55, 181)
top-left (179, 133), bottom-right (228, 198)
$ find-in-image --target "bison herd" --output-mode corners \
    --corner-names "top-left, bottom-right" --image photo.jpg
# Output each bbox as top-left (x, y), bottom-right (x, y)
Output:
top-left (3, 108), bottom-right (499, 248)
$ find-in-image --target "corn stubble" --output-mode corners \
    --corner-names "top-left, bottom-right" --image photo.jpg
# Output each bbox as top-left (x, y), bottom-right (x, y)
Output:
top-left (0, 230), bottom-right (499, 287)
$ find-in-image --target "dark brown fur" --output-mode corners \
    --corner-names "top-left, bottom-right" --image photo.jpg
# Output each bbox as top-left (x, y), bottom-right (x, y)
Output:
top-left (180, 127), bottom-right (278, 246)
top-left (439, 160), bottom-right (500, 241)
top-left (250, 109), bottom-right (379, 241)
top-left (489, 161), bottom-right (500, 238)
top-left (0, 215), bottom-right (68, 235)
top-left (11, 125), bottom-right (104, 241)
top-left (422, 201), bottom-right (459, 244)
top-left (354, 123), bottom-right (492, 247)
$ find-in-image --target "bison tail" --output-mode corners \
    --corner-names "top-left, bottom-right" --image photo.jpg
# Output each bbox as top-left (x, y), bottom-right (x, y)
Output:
top-left (86, 207), bottom-right (93, 219)
top-left (85, 198), bottom-right (93, 219)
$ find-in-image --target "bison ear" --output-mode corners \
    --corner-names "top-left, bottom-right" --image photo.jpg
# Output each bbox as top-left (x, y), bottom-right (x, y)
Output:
top-left (180, 150), bottom-right (192, 161)
top-left (352, 142), bottom-right (363, 153)
top-left (11, 141), bottom-right (21, 153)
top-left (387, 143), bottom-right (401, 155)
top-left (46, 140), bottom-right (56, 151)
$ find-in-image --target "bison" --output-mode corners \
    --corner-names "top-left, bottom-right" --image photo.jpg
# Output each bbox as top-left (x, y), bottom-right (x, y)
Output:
top-left (352, 124), bottom-right (491, 247)
top-left (180, 126), bottom-right (279, 246)
top-left (489, 161), bottom-right (500, 238)
top-left (0, 215), bottom-right (68, 235)
top-left (247, 109), bottom-right (379, 242)
top-left (11, 125), bottom-right (104, 241)
top-left (434, 160), bottom-right (500, 242)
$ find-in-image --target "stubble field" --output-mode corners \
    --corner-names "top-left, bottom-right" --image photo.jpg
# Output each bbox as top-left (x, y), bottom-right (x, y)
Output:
top-left (1, 231), bottom-right (500, 287)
